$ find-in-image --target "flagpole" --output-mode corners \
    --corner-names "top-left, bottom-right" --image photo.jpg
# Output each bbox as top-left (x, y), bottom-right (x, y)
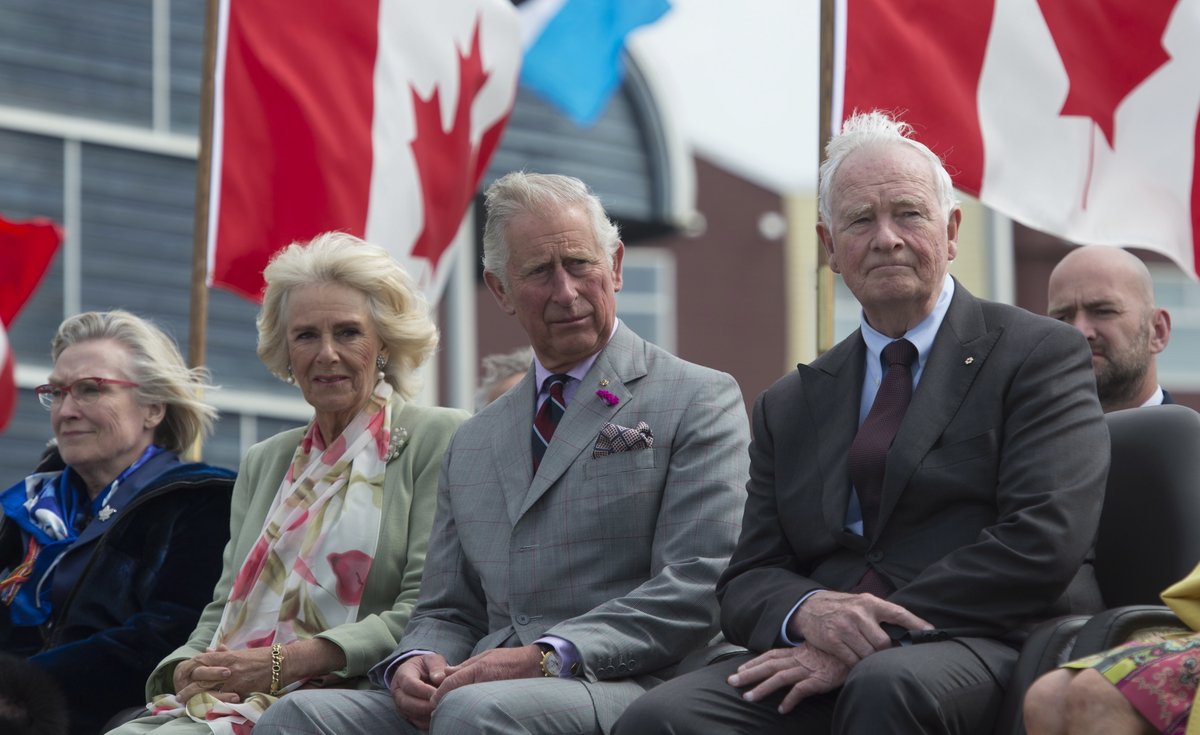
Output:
top-left (816, 0), bottom-right (836, 354)
top-left (186, 0), bottom-right (220, 460)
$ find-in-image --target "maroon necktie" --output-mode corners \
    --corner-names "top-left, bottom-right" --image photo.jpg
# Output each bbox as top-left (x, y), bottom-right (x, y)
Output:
top-left (532, 374), bottom-right (569, 472)
top-left (849, 339), bottom-right (918, 540)
top-left (848, 339), bottom-right (917, 597)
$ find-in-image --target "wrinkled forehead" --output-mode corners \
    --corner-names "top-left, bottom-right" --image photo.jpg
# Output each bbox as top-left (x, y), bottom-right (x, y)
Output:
top-left (507, 207), bottom-right (605, 262)
top-left (830, 144), bottom-right (942, 211)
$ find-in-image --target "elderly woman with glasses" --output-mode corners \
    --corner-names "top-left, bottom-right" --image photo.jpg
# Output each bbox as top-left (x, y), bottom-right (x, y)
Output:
top-left (0, 310), bottom-right (236, 735)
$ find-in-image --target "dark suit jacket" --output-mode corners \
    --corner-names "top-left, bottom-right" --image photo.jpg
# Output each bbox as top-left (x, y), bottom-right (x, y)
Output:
top-left (719, 282), bottom-right (1109, 659)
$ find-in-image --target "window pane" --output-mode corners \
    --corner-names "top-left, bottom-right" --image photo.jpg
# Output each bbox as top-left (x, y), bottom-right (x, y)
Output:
top-left (0, 0), bottom-right (152, 126)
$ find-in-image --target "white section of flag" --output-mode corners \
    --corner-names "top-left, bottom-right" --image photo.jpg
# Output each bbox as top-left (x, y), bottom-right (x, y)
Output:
top-left (978, 0), bottom-right (1200, 273)
top-left (0, 323), bottom-right (13, 428)
top-left (365, 0), bottom-right (522, 301)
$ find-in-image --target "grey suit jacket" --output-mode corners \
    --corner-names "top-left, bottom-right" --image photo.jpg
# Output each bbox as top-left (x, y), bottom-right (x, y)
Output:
top-left (375, 324), bottom-right (750, 730)
top-left (720, 282), bottom-right (1109, 660)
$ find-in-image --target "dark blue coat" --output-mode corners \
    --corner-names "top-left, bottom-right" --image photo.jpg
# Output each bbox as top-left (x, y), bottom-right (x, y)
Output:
top-left (0, 449), bottom-right (234, 734)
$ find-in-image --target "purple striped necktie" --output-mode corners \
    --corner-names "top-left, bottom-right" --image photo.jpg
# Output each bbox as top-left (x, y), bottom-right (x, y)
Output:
top-left (532, 374), bottom-right (569, 472)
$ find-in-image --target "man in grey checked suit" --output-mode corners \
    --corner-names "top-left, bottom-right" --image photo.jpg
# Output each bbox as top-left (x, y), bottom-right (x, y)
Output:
top-left (614, 111), bottom-right (1109, 734)
top-left (256, 172), bottom-right (750, 735)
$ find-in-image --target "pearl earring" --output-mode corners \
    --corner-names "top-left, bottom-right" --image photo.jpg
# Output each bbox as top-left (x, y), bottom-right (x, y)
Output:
top-left (286, 365), bottom-right (295, 384)
top-left (376, 354), bottom-right (387, 381)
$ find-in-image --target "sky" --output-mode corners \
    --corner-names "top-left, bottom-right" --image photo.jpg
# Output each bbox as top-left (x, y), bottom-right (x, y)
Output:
top-left (629, 0), bottom-right (822, 194)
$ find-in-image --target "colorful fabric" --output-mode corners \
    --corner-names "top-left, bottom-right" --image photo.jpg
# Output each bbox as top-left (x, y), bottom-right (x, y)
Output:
top-left (0, 444), bottom-right (163, 624)
top-left (150, 380), bottom-right (393, 733)
top-left (1066, 632), bottom-right (1200, 735)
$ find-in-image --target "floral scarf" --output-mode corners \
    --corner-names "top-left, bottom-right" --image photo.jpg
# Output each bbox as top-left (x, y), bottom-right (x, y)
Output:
top-left (150, 380), bottom-right (394, 733)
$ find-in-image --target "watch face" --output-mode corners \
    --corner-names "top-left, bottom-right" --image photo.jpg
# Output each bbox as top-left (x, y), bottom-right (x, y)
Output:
top-left (543, 650), bottom-right (563, 676)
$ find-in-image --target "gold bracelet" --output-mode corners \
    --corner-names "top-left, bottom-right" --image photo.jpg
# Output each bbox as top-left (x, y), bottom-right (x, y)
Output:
top-left (270, 643), bottom-right (285, 696)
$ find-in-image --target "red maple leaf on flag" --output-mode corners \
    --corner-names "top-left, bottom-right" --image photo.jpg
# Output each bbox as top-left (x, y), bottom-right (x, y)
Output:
top-left (409, 18), bottom-right (510, 273)
top-left (1037, 0), bottom-right (1177, 206)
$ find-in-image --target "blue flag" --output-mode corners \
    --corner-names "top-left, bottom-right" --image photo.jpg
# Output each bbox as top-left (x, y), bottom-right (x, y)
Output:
top-left (520, 0), bottom-right (671, 126)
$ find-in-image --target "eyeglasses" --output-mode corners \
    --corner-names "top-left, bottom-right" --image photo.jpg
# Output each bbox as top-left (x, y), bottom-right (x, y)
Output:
top-left (35, 377), bottom-right (141, 409)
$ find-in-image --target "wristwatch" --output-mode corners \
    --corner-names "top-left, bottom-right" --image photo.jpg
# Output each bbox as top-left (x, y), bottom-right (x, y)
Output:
top-left (537, 643), bottom-right (578, 678)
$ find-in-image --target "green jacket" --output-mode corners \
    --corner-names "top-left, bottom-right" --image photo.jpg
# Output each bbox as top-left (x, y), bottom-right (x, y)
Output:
top-left (144, 397), bottom-right (466, 698)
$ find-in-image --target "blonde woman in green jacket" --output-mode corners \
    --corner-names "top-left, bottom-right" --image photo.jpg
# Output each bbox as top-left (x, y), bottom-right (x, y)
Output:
top-left (110, 233), bottom-right (467, 735)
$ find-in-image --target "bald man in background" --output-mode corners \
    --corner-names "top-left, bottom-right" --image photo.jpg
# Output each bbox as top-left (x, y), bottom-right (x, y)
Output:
top-left (1047, 246), bottom-right (1173, 411)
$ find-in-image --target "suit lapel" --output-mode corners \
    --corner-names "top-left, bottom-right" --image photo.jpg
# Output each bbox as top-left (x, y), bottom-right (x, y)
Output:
top-left (876, 284), bottom-right (1001, 532)
top-left (498, 370), bottom-right (538, 525)
top-left (803, 334), bottom-right (867, 548)
top-left (517, 325), bottom-right (646, 520)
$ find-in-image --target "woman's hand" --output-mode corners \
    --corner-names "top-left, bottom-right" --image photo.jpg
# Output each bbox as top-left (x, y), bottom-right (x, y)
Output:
top-left (193, 645), bottom-right (275, 697)
top-left (175, 639), bottom-right (348, 700)
top-left (173, 648), bottom-right (240, 704)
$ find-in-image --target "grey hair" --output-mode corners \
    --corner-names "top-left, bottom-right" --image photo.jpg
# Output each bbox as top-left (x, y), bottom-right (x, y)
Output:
top-left (819, 110), bottom-right (959, 228)
top-left (473, 346), bottom-right (533, 412)
top-left (256, 231), bottom-right (438, 400)
top-left (50, 310), bottom-right (217, 454)
top-left (481, 171), bottom-right (621, 287)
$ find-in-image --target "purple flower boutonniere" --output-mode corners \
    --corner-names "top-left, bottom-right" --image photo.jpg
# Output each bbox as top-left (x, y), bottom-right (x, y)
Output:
top-left (596, 389), bottom-right (619, 407)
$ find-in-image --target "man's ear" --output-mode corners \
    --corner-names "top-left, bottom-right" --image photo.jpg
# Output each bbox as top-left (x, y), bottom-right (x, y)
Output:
top-left (945, 207), bottom-right (962, 262)
top-left (484, 271), bottom-right (516, 315)
top-left (1149, 307), bottom-right (1171, 354)
top-left (817, 223), bottom-right (840, 274)
top-left (611, 242), bottom-right (625, 293)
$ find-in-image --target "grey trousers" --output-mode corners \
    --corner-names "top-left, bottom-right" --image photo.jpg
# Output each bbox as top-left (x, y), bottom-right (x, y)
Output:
top-left (613, 639), bottom-right (1018, 735)
top-left (255, 677), bottom-right (616, 735)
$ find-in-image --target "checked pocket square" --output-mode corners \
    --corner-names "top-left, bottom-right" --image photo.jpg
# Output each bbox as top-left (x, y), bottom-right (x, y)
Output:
top-left (593, 421), bottom-right (654, 458)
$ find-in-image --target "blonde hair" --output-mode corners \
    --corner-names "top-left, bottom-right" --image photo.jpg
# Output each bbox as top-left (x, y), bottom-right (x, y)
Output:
top-left (51, 310), bottom-right (217, 454)
top-left (257, 231), bottom-right (438, 399)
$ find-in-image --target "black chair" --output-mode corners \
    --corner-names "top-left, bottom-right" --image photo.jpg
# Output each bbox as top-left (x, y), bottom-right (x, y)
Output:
top-left (995, 404), bottom-right (1200, 735)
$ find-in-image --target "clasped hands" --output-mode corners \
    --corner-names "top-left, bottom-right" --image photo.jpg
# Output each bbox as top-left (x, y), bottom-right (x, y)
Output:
top-left (727, 590), bottom-right (932, 714)
top-left (172, 644), bottom-right (272, 704)
top-left (390, 645), bottom-right (544, 730)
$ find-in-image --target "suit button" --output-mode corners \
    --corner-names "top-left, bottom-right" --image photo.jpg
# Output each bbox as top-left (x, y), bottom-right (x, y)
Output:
top-left (867, 550), bottom-right (884, 563)
top-left (515, 614), bottom-right (530, 625)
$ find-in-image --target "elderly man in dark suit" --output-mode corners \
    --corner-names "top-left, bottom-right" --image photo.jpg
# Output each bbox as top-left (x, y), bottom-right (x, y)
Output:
top-left (614, 110), bottom-right (1110, 734)
top-left (255, 172), bottom-right (750, 735)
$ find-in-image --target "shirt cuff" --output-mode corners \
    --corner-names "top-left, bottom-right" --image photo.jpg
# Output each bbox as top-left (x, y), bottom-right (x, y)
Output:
top-left (382, 649), bottom-right (436, 688)
top-left (535, 635), bottom-right (582, 678)
top-left (779, 589), bottom-right (824, 646)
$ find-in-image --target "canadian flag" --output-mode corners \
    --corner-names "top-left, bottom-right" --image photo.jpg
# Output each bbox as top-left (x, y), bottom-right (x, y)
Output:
top-left (833, 0), bottom-right (1200, 277)
top-left (0, 215), bottom-right (63, 432)
top-left (207, 0), bottom-right (522, 303)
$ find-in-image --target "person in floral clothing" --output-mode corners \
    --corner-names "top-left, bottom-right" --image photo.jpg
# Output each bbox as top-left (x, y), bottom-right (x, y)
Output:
top-left (110, 232), bottom-right (467, 735)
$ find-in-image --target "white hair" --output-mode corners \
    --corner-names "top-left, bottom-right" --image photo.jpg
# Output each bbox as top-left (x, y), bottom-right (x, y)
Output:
top-left (819, 110), bottom-right (959, 228)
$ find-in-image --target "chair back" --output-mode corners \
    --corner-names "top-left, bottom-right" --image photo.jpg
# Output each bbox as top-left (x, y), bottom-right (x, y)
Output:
top-left (1095, 404), bottom-right (1200, 608)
